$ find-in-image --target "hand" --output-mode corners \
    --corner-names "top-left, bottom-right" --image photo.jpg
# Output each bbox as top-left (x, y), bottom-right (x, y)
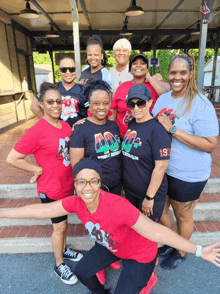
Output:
top-left (30, 167), bottom-right (42, 183)
top-left (157, 113), bottom-right (173, 133)
top-left (124, 113), bottom-right (133, 124)
top-left (78, 79), bottom-right (87, 86)
top-left (145, 71), bottom-right (151, 83)
top-left (72, 118), bottom-right (86, 131)
top-left (201, 242), bottom-right (220, 268)
top-left (142, 198), bottom-right (154, 217)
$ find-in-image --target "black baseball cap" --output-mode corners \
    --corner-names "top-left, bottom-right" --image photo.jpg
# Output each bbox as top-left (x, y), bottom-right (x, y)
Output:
top-left (126, 84), bottom-right (152, 102)
top-left (129, 53), bottom-right (149, 71)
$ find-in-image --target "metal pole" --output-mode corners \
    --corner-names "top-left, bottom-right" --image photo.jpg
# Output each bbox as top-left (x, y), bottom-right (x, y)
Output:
top-left (70, 0), bottom-right (81, 81)
top-left (49, 50), bottom-right (55, 83)
top-left (197, 19), bottom-right (208, 91)
top-left (153, 48), bottom-right (156, 75)
top-left (210, 33), bottom-right (219, 103)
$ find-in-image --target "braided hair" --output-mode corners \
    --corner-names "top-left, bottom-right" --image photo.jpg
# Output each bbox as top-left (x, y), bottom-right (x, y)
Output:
top-left (168, 53), bottom-right (201, 117)
top-left (84, 79), bottom-right (111, 102)
top-left (37, 82), bottom-right (60, 102)
top-left (86, 35), bottom-right (108, 66)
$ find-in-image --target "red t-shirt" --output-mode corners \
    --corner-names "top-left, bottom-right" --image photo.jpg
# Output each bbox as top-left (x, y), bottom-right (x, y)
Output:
top-left (62, 190), bottom-right (157, 263)
top-left (110, 81), bottom-right (159, 138)
top-left (14, 118), bottom-right (74, 200)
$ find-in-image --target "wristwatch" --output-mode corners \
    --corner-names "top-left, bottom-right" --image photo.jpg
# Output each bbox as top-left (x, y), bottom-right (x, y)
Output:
top-left (169, 126), bottom-right (177, 135)
top-left (145, 195), bottom-right (154, 201)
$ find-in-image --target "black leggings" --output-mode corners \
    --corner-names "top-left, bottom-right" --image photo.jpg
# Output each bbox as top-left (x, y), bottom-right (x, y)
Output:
top-left (74, 242), bottom-right (156, 294)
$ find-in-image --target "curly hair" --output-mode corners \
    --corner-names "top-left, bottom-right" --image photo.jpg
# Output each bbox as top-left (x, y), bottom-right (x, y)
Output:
top-left (37, 82), bottom-right (60, 102)
top-left (86, 35), bottom-right (108, 66)
top-left (168, 53), bottom-right (201, 117)
top-left (84, 79), bottom-right (111, 101)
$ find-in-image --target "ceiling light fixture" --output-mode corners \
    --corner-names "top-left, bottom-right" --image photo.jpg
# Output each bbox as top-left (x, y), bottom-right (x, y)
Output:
top-left (120, 23), bottom-right (133, 36)
top-left (125, 0), bottom-right (144, 17)
top-left (19, 0), bottom-right (39, 19)
top-left (46, 24), bottom-right (60, 38)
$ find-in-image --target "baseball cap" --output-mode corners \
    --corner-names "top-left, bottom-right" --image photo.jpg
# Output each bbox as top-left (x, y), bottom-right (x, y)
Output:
top-left (126, 84), bottom-right (152, 101)
top-left (129, 53), bottom-right (148, 71)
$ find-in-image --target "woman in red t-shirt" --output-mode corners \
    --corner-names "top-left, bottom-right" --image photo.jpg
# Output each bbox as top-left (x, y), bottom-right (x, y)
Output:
top-left (1, 158), bottom-right (220, 294)
top-left (109, 53), bottom-right (168, 138)
top-left (6, 82), bottom-right (83, 285)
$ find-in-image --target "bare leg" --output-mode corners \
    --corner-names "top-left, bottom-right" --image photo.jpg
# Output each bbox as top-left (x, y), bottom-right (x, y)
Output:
top-left (159, 196), bottom-right (176, 232)
top-left (52, 219), bottom-right (67, 267)
top-left (170, 198), bottom-right (198, 257)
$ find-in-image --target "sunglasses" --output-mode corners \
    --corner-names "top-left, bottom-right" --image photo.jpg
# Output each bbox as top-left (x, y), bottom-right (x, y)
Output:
top-left (45, 100), bottom-right (62, 105)
top-left (59, 67), bottom-right (76, 73)
top-left (126, 100), bottom-right (146, 110)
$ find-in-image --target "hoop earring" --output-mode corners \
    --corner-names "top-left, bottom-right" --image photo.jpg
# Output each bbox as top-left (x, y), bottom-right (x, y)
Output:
top-left (101, 59), bottom-right (104, 64)
top-left (85, 58), bottom-right (88, 63)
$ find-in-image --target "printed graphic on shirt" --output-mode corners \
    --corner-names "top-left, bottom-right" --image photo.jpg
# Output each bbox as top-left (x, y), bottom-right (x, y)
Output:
top-left (122, 129), bottom-right (142, 154)
top-left (57, 137), bottom-right (71, 166)
top-left (94, 132), bottom-right (121, 159)
top-left (60, 95), bottom-right (80, 121)
top-left (85, 221), bottom-right (118, 252)
top-left (155, 108), bottom-right (177, 125)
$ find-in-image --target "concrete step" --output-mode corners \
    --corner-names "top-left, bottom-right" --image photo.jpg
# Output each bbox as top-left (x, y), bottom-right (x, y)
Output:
top-left (1, 177), bottom-right (220, 199)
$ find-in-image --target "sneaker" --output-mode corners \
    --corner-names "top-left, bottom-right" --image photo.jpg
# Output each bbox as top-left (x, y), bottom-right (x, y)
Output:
top-left (109, 261), bottom-right (121, 270)
top-left (157, 245), bottom-right (175, 264)
top-left (160, 250), bottom-right (187, 270)
top-left (54, 263), bottom-right (78, 285)
top-left (140, 270), bottom-right (157, 294)
top-left (96, 269), bottom-right (106, 285)
top-left (63, 246), bottom-right (83, 262)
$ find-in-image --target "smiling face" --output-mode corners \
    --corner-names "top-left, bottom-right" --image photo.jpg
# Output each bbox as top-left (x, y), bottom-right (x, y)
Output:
top-left (75, 169), bottom-right (101, 211)
top-left (89, 90), bottom-right (110, 123)
top-left (114, 46), bottom-right (130, 66)
top-left (130, 58), bottom-right (148, 78)
top-left (59, 58), bottom-right (76, 84)
top-left (168, 59), bottom-right (192, 98)
top-left (128, 98), bottom-right (152, 123)
top-left (87, 44), bottom-right (103, 70)
top-left (40, 90), bottom-right (62, 120)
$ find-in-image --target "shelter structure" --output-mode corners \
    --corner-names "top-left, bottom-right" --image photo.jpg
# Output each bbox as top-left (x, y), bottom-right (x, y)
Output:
top-left (0, 0), bottom-right (219, 132)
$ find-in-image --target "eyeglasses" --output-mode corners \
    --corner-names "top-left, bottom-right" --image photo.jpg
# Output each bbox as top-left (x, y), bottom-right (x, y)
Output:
top-left (74, 178), bottom-right (101, 188)
top-left (45, 100), bottom-right (62, 105)
top-left (126, 100), bottom-right (146, 109)
top-left (59, 67), bottom-right (76, 73)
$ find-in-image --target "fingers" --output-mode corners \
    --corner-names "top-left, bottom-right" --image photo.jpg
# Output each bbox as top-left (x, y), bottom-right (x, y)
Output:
top-left (30, 174), bottom-right (39, 183)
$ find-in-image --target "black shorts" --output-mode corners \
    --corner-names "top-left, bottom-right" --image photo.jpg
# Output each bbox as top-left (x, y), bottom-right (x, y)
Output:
top-left (39, 193), bottom-right (68, 224)
top-left (124, 189), bottom-right (166, 222)
top-left (167, 175), bottom-right (208, 203)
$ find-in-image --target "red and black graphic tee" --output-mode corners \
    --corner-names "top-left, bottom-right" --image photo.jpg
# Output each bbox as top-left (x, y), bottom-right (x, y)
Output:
top-left (70, 120), bottom-right (121, 189)
top-left (122, 118), bottom-right (171, 200)
top-left (62, 190), bottom-right (157, 263)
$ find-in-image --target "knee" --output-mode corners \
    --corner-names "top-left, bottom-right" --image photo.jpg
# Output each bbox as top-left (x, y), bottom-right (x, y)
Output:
top-left (53, 221), bottom-right (67, 235)
top-left (175, 211), bottom-right (193, 223)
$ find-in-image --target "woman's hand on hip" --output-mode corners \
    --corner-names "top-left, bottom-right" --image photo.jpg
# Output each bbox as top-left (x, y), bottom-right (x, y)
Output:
top-left (30, 167), bottom-right (42, 183)
top-left (142, 198), bottom-right (154, 217)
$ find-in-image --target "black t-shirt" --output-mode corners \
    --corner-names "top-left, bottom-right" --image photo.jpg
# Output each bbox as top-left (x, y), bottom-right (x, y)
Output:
top-left (70, 119), bottom-right (121, 188)
top-left (122, 118), bottom-right (171, 199)
top-left (58, 82), bottom-right (88, 127)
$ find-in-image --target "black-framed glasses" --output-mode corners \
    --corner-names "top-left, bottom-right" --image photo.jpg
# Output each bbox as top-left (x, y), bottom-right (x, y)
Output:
top-left (74, 178), bottom-right (101, 188)
top-left (45, 99), bottom-right (62, 105)
top-left (126, 100), bottom-right (146, 110)
top-left (59, 67), bottom-right (76, 73)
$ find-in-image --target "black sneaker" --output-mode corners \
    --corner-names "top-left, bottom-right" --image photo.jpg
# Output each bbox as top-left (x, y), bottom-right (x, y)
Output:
top-left (54, 263), bottom-right (78, 285)
top-left (160, 250), bottom-right (187, 270)
top-left (63, 246), bottom-right (83, 262)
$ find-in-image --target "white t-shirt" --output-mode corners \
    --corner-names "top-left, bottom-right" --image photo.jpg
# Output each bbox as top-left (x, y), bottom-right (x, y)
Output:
top-left (152, 91), bottom-right (219, 182)
top-left (109, 65), bottom-right (133, 94)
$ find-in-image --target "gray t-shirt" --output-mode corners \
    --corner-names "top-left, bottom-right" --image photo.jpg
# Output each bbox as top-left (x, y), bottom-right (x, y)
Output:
top-left (152, 91), bottom-right (219, 182)
top-left (109, 66), bottom-right (132, 94)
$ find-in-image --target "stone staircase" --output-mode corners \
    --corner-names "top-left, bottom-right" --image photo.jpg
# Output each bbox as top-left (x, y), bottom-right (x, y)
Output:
top-left (1, 179), bottom-right (220, 254)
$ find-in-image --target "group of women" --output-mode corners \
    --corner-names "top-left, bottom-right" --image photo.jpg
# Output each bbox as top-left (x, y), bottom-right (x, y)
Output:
top-left (4, 35), bottom-right (220, 294)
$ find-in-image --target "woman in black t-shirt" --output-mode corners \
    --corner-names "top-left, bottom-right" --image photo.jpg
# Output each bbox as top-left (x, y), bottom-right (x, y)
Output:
top-left (122, 84), bottom-right (171, 293)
